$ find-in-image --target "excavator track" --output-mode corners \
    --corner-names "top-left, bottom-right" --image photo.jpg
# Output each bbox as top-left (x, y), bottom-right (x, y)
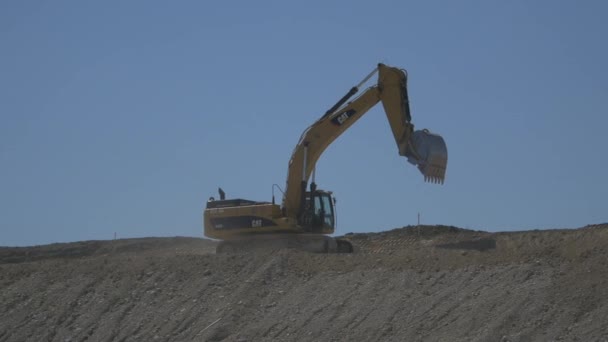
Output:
top-left (336, 238), bottom-right (354, 253)
top-left (216, 234), bottom-right (354, 254)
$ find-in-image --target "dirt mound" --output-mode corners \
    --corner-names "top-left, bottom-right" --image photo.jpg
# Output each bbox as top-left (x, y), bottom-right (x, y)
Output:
top-left (1, 224), bottom-right (607, 341)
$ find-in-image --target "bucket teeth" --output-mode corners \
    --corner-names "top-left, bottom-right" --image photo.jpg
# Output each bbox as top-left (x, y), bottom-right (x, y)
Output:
top-left (422, 164), bottom-right (446, 184)
top-left (424, 175), bottom-right (444, 184)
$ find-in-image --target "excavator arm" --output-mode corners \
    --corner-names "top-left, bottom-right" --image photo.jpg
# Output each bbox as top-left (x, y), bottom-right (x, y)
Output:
top-left (282, 63), bottom-right (448, 220)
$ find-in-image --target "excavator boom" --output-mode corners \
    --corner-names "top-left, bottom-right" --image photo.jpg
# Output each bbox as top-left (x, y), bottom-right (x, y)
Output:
top-left (282, 63), bottom-right (448, 219)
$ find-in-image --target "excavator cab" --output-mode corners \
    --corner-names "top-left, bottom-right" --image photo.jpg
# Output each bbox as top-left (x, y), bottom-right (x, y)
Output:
top-left (300, 190), bottom-right (335, 232)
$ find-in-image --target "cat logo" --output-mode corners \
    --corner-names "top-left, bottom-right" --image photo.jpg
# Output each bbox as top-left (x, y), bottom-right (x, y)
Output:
top-left (331, 109), bottom-right (356, 126)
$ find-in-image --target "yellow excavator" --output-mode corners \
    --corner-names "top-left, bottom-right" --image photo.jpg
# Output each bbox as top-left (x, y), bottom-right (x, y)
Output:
top-left (203, 63), bottom-right (448, 253)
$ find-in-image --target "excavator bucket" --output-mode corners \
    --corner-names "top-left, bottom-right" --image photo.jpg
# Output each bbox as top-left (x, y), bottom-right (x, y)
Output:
top-left (406, 129), bottom-right (448, 184)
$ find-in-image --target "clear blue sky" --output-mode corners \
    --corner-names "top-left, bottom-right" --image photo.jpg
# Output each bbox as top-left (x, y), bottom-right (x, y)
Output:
top-left (1, 1), bottom-right (607, 246)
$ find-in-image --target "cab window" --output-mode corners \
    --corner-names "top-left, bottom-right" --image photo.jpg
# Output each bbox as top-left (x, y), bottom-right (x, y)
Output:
top-left (319, 194), bottom-right (334, 228)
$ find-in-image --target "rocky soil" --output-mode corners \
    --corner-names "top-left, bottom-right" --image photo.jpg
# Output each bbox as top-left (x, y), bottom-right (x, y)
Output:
top-left (1, 224), bottom-right (607, 342)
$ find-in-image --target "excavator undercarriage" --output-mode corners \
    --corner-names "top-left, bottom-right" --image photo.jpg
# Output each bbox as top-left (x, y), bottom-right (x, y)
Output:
top-left (215, 234), bottom-right (353, 254)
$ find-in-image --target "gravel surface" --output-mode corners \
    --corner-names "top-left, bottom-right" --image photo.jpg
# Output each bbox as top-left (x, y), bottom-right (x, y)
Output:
top-left (1, 224), bottom-right (607, 341)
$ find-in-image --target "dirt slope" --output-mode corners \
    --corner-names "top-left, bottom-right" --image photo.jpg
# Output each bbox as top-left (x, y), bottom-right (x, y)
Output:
top-left (1, 225), bottom-right (607, 342)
